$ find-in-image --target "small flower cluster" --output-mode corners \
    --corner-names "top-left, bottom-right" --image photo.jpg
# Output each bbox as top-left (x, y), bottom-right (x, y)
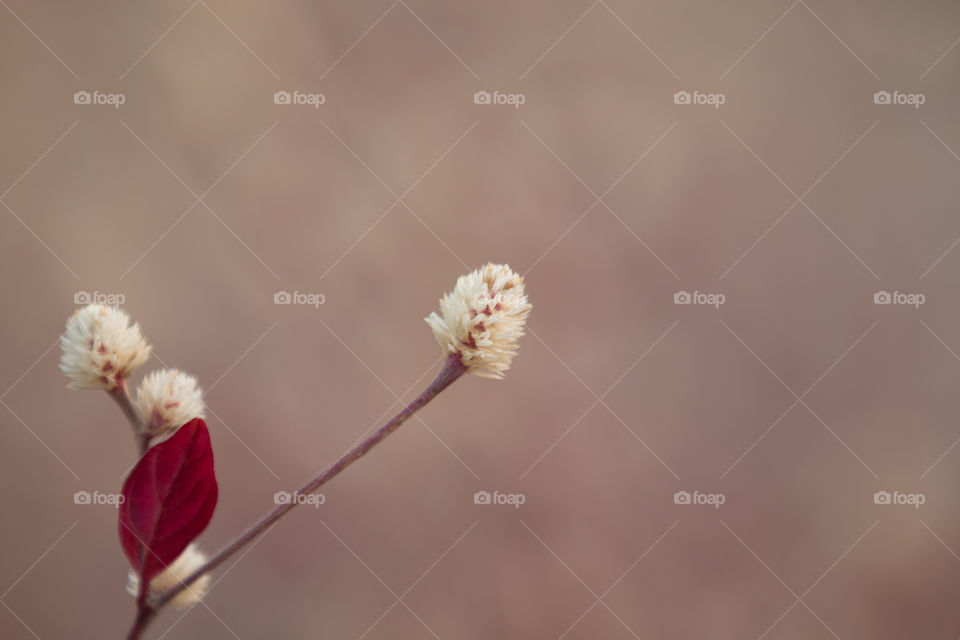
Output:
top-left (59, 304), bottom-right (150, 391)
top-left (126, 544), bottom-right (211, 610)
top-left (60, 304), bottom-right (204, 440)
top-left (426, 263), bottom-right (532, 379)
top-left (60, 304), bottom-right (210, 606)
top-left (134, 369), bottom-right (205, 442)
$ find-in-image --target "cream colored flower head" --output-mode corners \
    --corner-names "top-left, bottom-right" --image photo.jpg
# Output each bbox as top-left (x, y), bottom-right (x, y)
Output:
top-left (426, 263), bottom-right (532, 379)
top-left (126, 544), bottom-right (211, 610)
top-left (134, 369), bottom-right (205, 437)
top-left (59, 304), bottom-right (150, 390)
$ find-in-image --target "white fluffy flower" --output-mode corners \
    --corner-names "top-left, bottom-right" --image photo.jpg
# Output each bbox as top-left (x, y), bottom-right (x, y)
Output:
top-left (426, 263), bottom-right (532, 379)
top-left (134, 369), bottom-right (205, 437)
top-left (59, 304), bottom-right (150, 390)
top-left (127, 544), bottom-right (211, 610)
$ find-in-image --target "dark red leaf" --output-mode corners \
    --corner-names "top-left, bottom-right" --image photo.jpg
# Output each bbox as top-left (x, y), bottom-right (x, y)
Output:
top-left (118, 418), bottom-right (218, 590)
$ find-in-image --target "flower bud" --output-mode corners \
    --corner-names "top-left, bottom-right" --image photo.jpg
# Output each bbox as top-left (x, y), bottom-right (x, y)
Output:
top-left (126, 544), bottom-right (211, 610)
top-left (59, 304), bottom-right (150, 390)
top-left (426, 263), bottom-right (531, 379)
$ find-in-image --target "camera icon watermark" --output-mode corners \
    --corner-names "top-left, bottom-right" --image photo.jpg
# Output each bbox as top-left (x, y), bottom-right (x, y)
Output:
top-left (273, 490), bottom-right (325, 508)
top-left (673, 90), bottom-right (725, 108)
top-left (673, 490), bottom-right (725, 509)
top-left (273, 90), bottom-right (325, 108)
top-left (73, 90), bottom-right (126, 108)
top-left (473, 90), bottom-right (526, 108)
top-left (74, 291), bottom-right (126, 305)
top-left (873, 90), bottom-right (924, 108)
top-left (273, 291), bottom-right (325, 308)
top-left (673, 290), bottom-right (725, 308)
top-left (873, 490), bottom-right (924, 508)
top-left (73, 490), bottom-right (125, 507)
top-left (473, 490), bottom-right (525, 508)
top-left (873, 291), bottom-right (925, 308)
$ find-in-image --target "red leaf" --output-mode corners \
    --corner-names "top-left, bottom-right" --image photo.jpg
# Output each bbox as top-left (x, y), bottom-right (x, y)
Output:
top-left (118, 418), bottom-right (218, 591)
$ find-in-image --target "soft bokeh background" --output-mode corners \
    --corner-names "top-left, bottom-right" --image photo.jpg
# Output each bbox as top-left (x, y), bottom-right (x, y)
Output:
top-left (2, 1), bottom-right (960, 638)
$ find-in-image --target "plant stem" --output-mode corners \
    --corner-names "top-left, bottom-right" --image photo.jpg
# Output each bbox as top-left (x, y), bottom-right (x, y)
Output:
top-left (125, 604), bottom-right (155, 640)
top-left (147, 354), bottom-right (466, 614)
top-left (109, 377), bottom-right (148, 455)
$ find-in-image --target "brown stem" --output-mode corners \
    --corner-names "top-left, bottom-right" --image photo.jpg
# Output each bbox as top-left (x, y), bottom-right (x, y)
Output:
top-left (109, 378), bottom-right (149, 456)
top-left (125, 603), bottom-right (155, 640)
top-left (148, 354), bottom-right (466, 612)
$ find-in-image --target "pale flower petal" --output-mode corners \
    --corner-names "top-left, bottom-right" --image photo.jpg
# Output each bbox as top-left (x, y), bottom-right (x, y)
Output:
top-left (126, 544), bottom-right (211, 610)
top-left (134, 369), bottom-right (205, 438)
top-left (426, 263), bottom-right (531, 379)
top-left (59, 304), bottom-right (150, 390)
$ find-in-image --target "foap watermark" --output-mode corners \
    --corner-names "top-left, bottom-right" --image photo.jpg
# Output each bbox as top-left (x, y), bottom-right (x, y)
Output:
top-left (75, 291), bottom-right (125, 305)
top-left (273, 90), bottom-right (326, 108)
top-left (873, 490), bottom-right (924, 509)
top-left (473, 490), bottom-right (525, 508)
top-left (74, 490), bottom-right (125, 507)
top-left (673, 90), bottom-right (725, 108)
top-left (73, 90), bottom-right (125, 108)
top-left (674, 290), bottom-right (725, 308)
top-left (873, 90), bottom-right (925, 108)
top-left (274, 490), bottom-right (325, 508)
top-left (874, 290), bottom-right (925, 308)
top-left (274, 291), bottom-right (325, 308)
top-left (473, 91), bottom-right (526, 108)
top-left (673, 490), bottom-right (725, 508)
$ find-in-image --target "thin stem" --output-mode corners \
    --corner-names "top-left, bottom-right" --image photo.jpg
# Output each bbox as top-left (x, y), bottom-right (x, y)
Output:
top-left (109, 377), bottom-right (148, 455)
top-left (125, 604), bottom-right (155, 640)
top-left (148, 354), bottom-right (467, 612)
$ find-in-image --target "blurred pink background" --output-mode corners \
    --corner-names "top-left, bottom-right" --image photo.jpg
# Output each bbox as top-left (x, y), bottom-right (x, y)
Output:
top-left (2, 1), bottom-right (960, 638)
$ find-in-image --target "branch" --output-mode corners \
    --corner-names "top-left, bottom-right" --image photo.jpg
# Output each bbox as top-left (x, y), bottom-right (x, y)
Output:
top-left (141, 354), bottom-right (466, 623)
top-left (108, 377), bottom-right (149, 455)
